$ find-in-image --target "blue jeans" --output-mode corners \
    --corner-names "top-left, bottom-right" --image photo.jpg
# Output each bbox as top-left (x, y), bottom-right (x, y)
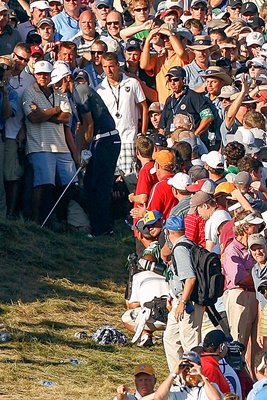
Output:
top-left (84, 133), bottom-right (121, 235)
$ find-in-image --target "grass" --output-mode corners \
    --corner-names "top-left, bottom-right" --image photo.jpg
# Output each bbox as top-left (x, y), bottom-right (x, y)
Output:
top-left (0, 219), bottom-right (167, 399)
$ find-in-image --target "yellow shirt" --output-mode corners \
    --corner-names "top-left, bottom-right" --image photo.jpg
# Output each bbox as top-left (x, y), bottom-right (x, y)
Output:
top-left (260, 303), bottom-right (267, 337)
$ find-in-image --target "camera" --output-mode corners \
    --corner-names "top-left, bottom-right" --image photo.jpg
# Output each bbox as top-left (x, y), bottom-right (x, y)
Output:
top-left (225, 341), bottom-right (245, 371)
top-left (180, 361), bottom-right (193, 368)
top-left (137, 258), bottom-right (167, 276)
top-left (0, 63), bottom-right (9, 87)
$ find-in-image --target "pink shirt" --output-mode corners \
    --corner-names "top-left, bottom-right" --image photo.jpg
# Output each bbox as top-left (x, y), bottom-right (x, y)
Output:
top-left (222, 238), bottom-right (255, 290)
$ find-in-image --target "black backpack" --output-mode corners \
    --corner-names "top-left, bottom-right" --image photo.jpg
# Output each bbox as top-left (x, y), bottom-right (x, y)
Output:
top-left (172, 242), bottom-right (224, 306)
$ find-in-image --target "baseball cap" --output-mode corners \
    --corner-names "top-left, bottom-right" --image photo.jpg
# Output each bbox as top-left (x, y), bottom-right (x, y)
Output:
top-left (125, 38), bottom-right (141, 51)
top-left (241, 1), bottom-right (258, 15)
top-left (181, 351), bottom-right (201, 365)
top-left (30, 45), bottom-right (44, 56)
top-left (34, 60), bottom-right (53, 74)
top-left (188, 191), bottom-right (213, 214)
top-left (248, 233), bottom-right (266, 250)
top-left (0, 1), bottom-right (9, 12)
top-left (152, 150), bottom-right (175, 168)
top-left (164, 215), bottom-right (185, 231)
top-left (73, 69), bottom-right (90, 84)
top-left (165, 0), bottom-right (183, 8)
top-left (188, 165), bottom-right (208, 182)
top-left (233, 171), bottom-right (252, 187)
top-left (143, 210), bottom-right (163, 227)
top-left (168, 172), bottom-right (192, 190)
top-left (234, 213), bottom-right (264, 227)
top-left (246, 57), bottom-right (267, 69)
top-left (36, 17), bottom-right (55, 28)
top-left (227, 0), bottom-right (242, 6)
top-left (255, 70), bottom-right (267, 85)
top-left (9, 9), bottom-right (17, 20)
top-left (203, 330), bottom-right (231, 349)
top-left (258, 278), bottom-right (267, 293)
top-left (148, 102), bottom-right (163, 113)
top-left (165, 66), bottom-right (186, 79)
top-left (228, 193), bottom-right (254, 212)
top-left (48, 63), bottom-right (71, 86)
top-left (160, 8), bottom-right (180, 18)
top-left (257, 353), bottom-right (267, 371)
top-left (187, 179), bottom-right (215, 194)
top-left (219, 85), bottom-right (239, 99)
top-left (29, 0), bottom-right (50, 12)
top-left (95, 0), bottom-right (112, 7)
top-left (135, 219), bottom-right (150, 236)
top-left (201, 151), bottom-right (224, 169)
top-left (134, 364), bottom-right (155, 376)
top-left (191, 0), bottom-right (208, 7)
top-left (214, 182), bottom-right (235, 196)
top-left (248, 16), bottom-right (265, 30)
top-left (148, 133), bottom-right (167, 147)
top-left (246, 32), bottom-right (265, 47)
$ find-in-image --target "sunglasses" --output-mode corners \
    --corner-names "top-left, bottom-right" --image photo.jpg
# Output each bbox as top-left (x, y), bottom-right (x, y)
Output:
top-left (160, 34), bottom-right (169, 40)
top-left (14, 52), bottom-right (29, 63)
top-left (169, 77), bottom-right (180, 82)
top-left (98, 4), bottom-right (110, 9)
top-left (134, 6), bottom-right (148, 12)
top-left (91, 50), bottom-right (104, 55)
top-left (230, 6), bottom-right (241, 10)
top-left (259, 287), bottom-right (267, 295)
top-left (106, 21), bottom-right (120, 26)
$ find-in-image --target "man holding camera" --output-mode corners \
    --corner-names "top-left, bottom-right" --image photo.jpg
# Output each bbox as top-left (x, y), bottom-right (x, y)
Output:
top-left (154, 351), bottom-right (221, 400)
top-left (0, 55), bottom-right (18, 216)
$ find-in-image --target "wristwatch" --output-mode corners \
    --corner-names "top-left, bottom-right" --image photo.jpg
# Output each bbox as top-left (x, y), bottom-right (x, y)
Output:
top-left (170, 372), bottom-right (177, 379)
top-left (181, 299), bottom-right (187, 305)
top-left (169, 32), bottom-right (176, 37)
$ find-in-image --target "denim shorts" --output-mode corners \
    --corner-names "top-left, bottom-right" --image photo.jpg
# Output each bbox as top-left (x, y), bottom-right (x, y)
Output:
top-left (28, 152), bottom-right (77, 187)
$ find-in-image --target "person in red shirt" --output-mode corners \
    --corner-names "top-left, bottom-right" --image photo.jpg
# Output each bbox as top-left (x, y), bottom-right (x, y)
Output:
top-left (201, 330), bottom-right (231, 395)
top-left (131, 149), bottom-right (177, 222)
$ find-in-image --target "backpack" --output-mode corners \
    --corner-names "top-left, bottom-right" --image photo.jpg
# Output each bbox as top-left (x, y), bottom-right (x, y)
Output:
top-left (143, 296), bottom-right (168, 324)
top-left (172, 242), bottom-right (224, 306)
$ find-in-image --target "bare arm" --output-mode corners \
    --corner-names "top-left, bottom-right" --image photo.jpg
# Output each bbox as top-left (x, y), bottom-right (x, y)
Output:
top-left (139, 28), bottom-right (160, 71)
top-left (27, 105), bottom-right (61, 123)
top-left (159, 27), bottom-right (188, 62)
top-left (194, 117), bottom-right (213, 136)
top-left (49, 111), bottom-right (71, 124)
top-left (64, 125), bottom-right (79, 165)
top-left (128, 193), bottom-right (148, 204)
top-left (206, 240), bottom-right (214, 252)
top-left (210, 0), bottom-right (223, 7)
top-left (175, 277), bottom-right (196, 321)
top-left (225, 74), bottom-right (248, 129)
top-left (138, 100), bottom-right (148, 133)
top-left (139, 81), bottom-right (158, 103)
top-left (17, 0), bottom-right (30, 16)
top-left (120, 20), bottom-right (154, 41)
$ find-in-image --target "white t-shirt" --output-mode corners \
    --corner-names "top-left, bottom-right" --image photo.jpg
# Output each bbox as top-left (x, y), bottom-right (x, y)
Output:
top-left (168, 383), bottom-right (221, 400)
top-left (96, 73), bottom-right (145, 144)
top-left (205, 210), bottom-right (231, 254)
top-left (6, 70), bottom-right (35, 140)
top-left (129, 271), bottom-right (168, 307)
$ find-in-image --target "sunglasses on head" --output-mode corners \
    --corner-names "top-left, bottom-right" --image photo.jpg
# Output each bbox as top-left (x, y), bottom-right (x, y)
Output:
top-left (134, 6), bottom-right (148, 12)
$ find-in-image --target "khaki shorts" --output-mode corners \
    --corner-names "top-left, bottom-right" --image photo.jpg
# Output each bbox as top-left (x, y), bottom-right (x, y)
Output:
top-left (122, 307), bottom-right (166, 332)
top-left (4, 139), bottom-right (24, 181)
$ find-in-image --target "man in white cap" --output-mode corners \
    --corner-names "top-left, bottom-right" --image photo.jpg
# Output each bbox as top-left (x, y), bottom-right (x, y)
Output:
top-left (0, 2), bottom-right (21, 55)
top-left (17, 0), bottom-right (50, 42)
top-left (168, 172), bottom-right (192, 218)
top-left (22, 60), bottom-right (76, 226)
top-left (201, 151), bottom-right (226, 185)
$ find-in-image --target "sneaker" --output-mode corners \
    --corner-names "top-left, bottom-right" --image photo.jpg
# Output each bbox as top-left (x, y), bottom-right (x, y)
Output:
top-left (74, 331), bottom-right (88, 339)
top-left (137, 334), bottom-right (153, 348)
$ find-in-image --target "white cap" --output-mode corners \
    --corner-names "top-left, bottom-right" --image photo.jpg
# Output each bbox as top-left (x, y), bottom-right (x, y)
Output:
top-left (168, 172), bottom-right (192, 190)
top-left (234, 213), bottom-right (264, 226)
top-left (191, 0), bottom-right (208, 6)
top-left (201, 151), bottom-right (224, 169)
top-left (165, 0), bottom-right (183, 8)
top-left (211, 210), bottom-right (231, 234)
top-left (246, 57), bottom-right (267, 69)
top-left (219, 85), bottom-right (239, 99)
top-left (246, 32), bottom-right (265, 47)
top-left (30, 0), bottom-right (50, 12)
top-left (34, 60), bottom-right (53, 74)
top-left (48, 63), bottom-right (71, 86)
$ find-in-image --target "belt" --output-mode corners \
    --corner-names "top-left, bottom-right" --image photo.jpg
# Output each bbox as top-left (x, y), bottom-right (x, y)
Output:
top-left (93, 129), bottom-right (118, 141)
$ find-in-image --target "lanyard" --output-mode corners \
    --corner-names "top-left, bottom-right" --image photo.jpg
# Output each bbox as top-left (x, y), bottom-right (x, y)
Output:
top-left (108, 79), bottom-right (121, 119)
top-left (170, 92), bottom-right (185, 116)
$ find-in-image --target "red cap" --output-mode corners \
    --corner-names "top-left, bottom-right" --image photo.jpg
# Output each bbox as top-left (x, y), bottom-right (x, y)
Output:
top-left (187, 179), bottom-right (215, 194)
top-left (253, 90), bottom-right (267, 103)
top-left (30, 45), bottom-right (44, 56)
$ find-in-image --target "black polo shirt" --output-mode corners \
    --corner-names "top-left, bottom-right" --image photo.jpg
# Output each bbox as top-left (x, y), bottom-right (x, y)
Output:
top-left (159, 87), bottom-right (213, 135)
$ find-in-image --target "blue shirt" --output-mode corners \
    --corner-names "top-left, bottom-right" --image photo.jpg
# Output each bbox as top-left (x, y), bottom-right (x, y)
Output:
top-left (183, 60), bottom-right (207, 90)
top-left (52, 9), bottom-right (79, 41)
top-left (0, 86), bottom-right (18, 131)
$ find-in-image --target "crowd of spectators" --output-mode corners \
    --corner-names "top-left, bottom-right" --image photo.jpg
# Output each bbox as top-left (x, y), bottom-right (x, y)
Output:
top-left (3, 0), bottom-right (267, 397)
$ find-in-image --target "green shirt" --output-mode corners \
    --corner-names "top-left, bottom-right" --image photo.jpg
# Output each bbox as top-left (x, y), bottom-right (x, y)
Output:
top-left (130, 23), bottom-right (149, 40)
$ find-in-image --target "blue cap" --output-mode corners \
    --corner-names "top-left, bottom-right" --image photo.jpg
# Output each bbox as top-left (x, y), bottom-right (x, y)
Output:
top-left (164, 215), bottom-right (185, 231)
top-left (143, 210), bottom-right (163, 228)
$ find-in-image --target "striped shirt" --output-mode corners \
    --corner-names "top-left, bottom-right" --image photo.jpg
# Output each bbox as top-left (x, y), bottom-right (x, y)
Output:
top-left (22, 82), bottom-right (70, 155)
top-left (184, 212), bottom-right (206, 247)
top-left (260, 304), bottom-right (267, 336)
